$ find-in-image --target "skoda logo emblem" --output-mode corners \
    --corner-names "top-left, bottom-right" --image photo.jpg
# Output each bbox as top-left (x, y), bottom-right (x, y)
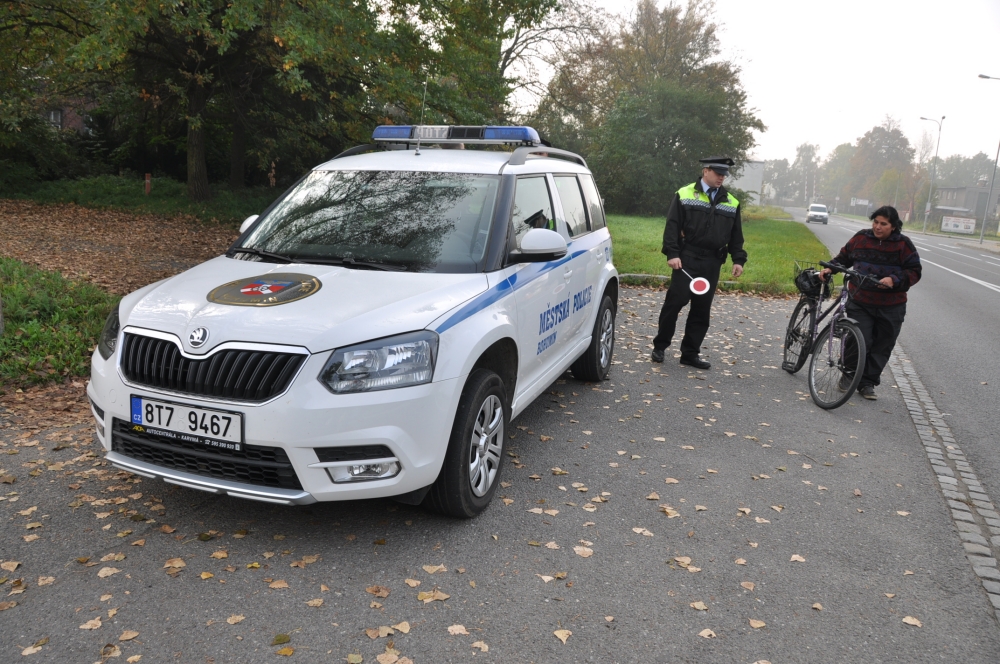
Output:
top-left (189, 327), bottom-right (210, 348)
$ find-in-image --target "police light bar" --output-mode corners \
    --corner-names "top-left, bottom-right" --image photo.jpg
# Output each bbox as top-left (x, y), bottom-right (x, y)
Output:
top-left (372, 125), bottom-right (540, 146)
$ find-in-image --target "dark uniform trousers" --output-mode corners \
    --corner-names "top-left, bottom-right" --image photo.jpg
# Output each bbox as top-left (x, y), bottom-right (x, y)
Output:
top-left (844, 301), bottom-right (906, 388)
top-left (652, 252), bottom-right (722, 358)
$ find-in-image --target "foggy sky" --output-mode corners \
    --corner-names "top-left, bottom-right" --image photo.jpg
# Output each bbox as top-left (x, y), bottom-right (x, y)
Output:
top-left (594, 0), bottom-right (1000, 164)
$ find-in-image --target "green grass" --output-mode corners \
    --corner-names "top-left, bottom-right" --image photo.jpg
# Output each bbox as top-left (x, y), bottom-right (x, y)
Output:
top-left (743, 205), bottom-right (793, 222)
top-left (0, 257), bottom-right (120, 388)
top-left (9, 175), bottom-right (280, 225)
top-left (607, 214), bottom-right (830, 295)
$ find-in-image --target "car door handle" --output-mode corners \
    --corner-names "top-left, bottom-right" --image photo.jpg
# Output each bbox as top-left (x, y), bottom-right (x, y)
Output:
top-left (563, 269), bottom-right (573, 280)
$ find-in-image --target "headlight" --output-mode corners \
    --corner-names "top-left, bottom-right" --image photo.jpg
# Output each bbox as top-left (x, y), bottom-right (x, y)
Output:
top-left (319, 330), bottom-right (438, 394)
top-left (97, 308), bottom-right (121, 360)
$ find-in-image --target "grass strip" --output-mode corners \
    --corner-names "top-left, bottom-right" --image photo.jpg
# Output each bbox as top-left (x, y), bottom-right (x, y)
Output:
top-left (8, 175), bottom-right (279, 226)
top-left (607, 213), bottom-right (830, 295)
top-left (0, 257), bottom-right (120, 388)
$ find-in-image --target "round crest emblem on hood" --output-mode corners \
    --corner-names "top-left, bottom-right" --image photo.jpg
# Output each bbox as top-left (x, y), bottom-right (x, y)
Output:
top-left (189, 327), bottom-right (210, 348)
top-left (207, 272), bottom-right (322, 307)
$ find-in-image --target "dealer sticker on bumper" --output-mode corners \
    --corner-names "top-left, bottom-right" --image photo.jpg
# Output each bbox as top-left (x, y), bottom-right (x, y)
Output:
top-left (130, 395), bottom-right (244, 451)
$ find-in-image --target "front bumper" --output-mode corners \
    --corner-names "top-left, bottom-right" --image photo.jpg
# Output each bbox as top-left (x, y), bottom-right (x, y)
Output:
top-left (88, 349), bottom-right (464, 505)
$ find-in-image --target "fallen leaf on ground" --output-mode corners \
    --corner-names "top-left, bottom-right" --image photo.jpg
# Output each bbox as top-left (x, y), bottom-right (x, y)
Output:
top-left (448, 624), bottom-right (469, 635)
top-left (749, 619), bottom-right (766, 628)
top-left (276, 647), bottom-right (294, 656)
top-left (200, 572), bottom-right (214, 580)
top-left (417, 589), bottom-right (450, 603)
top-left (0, 601), bottom-right (16, 611)
top-left (554, 629), bottom-right (572, 644)
top-left (163, 558), bottom-right (185, 569)
top-left (885, 593), bottom-right (896, 598)
top-left (306, 598), bottom-right (323, 607)
top-left (790, 555), bottom-right (806, 562)
top-left (227, 615), bottom-right (245, 625)
top-left (1, 562), bottom-right (20, 572)
top-left (404, 579), bottom-right (420, 587)
top-left (690, 601), bottom-right (708, 611)
top-left (537, 575), bottom-right (554, 583)
top-left (741, 582), bottom-right (755, 591)
top-left (735, 558), bottom-right (747, 565)
top-left (573, 546), bottom-right (593, 558)
top-left (812, 603), bottom-right (823, 610)
top-left (422, 564), bottom-right (446, 574)
top-left (904, 570), bottom-right (913, 575)
top-left (366, 585), bottom-right (390, 598)
top-left (755, 517), bottom-right (770, 524)
top-left (120, 630), bottom-right (139, 641)
top-left (632, 527), bottom-right (653, 536)
top-left (97, 567), bottom-right (120, 578)
top-left (346, 656), bottom-right (363, 664)
top-left (738, 508), bottom-right (751, 515)
top-left (695, 505), bottom-right (707, 511)
top-left (665, 478), bottom-right (679, 484)
top-left (269, 580), bottom-right (289, 589)
top-left (159, 525), bottom-right (176, 533)
top-left (37, 576), bottom-right (54, 586)
top-left (646, 492), bottom-right (659, 500)
top-left (210, 550), bottom-right (228, 559)
top-left (897, 511), bottom-right (910, 517)
top-left (902, 616), bottom-right (922, 627)
top-left (471, 641), bottom-right (488, 652)
top-left (392, 621), bottom-right (410, 634)
top-left (271, 634), bottom-right (291, 646)
top-left (79, 617), bottom-right (102, 630)
top-left (698, 629), bottom-right (716, 638)
top-left (771, 505), bottom-right (783, 512)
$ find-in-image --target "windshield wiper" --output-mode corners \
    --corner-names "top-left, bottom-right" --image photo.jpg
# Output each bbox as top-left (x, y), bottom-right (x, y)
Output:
top-left (229, 247), bottom-right (406, 271)
top-left (228, 247), bottom-right (295, 263)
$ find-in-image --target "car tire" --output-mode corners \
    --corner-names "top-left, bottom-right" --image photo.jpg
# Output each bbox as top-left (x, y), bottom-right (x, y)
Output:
top-left (823, 221), bottom-right (828, 225)
top-left (425, 369), bottom-right (508, 518)
top-left (570, 294), bottom-right (615, 382)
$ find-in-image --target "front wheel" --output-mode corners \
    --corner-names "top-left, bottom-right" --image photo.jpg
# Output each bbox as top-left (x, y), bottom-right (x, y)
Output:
top-left (782, 298), bottom-right (814, 374)
top-left (808, 320), bottom-right (865, 409)
top-left (425, 369), bottom-right (508, 518)
top-left (571, 294), bottom-right (615, 382)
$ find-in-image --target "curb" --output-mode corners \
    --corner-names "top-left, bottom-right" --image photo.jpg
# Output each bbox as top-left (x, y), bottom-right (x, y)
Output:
top-left (889, 349), bottom-right (1000, 623)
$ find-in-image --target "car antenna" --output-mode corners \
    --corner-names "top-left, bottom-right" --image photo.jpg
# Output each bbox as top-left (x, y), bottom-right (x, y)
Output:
top-left (415, 79), bottom-right (428, 156)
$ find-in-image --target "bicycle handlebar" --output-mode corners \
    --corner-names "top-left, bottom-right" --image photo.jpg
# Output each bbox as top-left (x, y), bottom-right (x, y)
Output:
top-left (818, 261), bottom-right (879, 286)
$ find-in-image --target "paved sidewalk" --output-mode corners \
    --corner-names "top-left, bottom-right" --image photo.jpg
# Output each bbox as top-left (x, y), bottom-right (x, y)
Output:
top-left (1, 288), bottom-right (998, 662)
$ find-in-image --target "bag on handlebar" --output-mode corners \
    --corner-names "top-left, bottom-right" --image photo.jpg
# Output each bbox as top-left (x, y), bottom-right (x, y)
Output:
top-left (794, 268), bottom-right (824, 298)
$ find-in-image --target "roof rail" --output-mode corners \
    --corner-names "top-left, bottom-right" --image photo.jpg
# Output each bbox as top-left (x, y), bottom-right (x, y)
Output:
top-left (332, 144), bottom-right (380, 159)
top-left (507, 146), bottom-right (587, 168)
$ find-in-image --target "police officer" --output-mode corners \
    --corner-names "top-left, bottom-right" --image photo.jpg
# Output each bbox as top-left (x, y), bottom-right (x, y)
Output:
top-left (651, 157), bottom-right (747, 369)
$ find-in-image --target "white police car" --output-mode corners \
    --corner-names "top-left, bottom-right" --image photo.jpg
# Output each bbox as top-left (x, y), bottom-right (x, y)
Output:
top-left (87, 125), bottom-right (617, 517)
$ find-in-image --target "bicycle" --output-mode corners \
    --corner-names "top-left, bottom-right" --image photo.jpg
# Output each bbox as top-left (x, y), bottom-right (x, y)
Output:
top-left (782, 260), bottom-right (879, 410)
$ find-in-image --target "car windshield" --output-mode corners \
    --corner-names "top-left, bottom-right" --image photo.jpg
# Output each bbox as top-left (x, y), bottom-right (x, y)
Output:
top-left (810, 205), bottom-right (827, 212)
top-left (238, 170), bottom-right (500, 273)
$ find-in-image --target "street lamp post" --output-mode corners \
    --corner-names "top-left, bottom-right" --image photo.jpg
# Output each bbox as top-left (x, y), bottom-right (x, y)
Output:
top-left (920, 115), bottom-right (945, 234)
top-left (978, 75), bottom-right (1000, 244)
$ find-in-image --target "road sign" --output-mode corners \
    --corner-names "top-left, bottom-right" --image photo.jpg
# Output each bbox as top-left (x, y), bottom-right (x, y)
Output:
top-left (856, 199), bottom-right (869, 206)
top-left (941, 216), bottom-right (976, 234)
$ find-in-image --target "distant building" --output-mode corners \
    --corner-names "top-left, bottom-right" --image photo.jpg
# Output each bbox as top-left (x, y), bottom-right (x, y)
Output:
top-left (728, 160), bottom-right (764, 205)
top-left (933, 177), bottom-right (998, 228)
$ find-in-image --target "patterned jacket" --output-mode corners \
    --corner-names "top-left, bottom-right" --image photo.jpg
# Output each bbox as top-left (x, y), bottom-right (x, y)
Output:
top-left (661, 179), bottom-right (747, 265)
top-left (831, 229), bottom-right (922, 306)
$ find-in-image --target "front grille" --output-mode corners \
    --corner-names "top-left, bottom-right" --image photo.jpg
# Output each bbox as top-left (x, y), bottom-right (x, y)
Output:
top-left (111, 419), bottom-right (302, 490)
top-left (120, 333), bottom-right (306, 402)
top-left (315, 445), bottom-right (394, 463)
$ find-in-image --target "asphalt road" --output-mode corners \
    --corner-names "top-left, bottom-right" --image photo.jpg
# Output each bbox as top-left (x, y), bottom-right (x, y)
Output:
top-left (3, 282), bottom-right (1000, 662)
top-left (787, 208), bottom-right (1000, 525)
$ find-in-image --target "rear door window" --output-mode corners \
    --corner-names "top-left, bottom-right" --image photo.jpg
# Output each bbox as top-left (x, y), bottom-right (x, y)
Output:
top-left (578, 174), bottom-right (606, 230)
top-left (554, 175), bottom-right (589, 238)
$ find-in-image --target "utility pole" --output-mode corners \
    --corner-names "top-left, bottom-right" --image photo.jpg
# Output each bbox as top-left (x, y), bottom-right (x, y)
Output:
top-left (920, 115), bottom-right (945, 234)
top-left (979, 75), bottom-right (1000, 244)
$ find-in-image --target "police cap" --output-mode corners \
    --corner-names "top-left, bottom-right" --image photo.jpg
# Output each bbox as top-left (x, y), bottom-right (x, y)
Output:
top-left (699, 156), bottom-right (735, 175)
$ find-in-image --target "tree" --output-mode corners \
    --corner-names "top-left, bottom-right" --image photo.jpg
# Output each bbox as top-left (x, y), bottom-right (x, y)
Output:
top-left (791, 143), bottom-right (819, 205)
top-left (763, 158), bottom-right (792, 203)
top-left (848, 117), bottom-right (914, 200)
top-left (935, 152), bottom-right (995, 187)
top-left (531, 0), bottom-right (764, 213)
top-left (819, 143), bottom-right (855, 208)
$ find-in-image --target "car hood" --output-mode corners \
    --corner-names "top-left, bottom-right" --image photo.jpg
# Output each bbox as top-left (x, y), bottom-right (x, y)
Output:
top-left (122, 256), bottom-right (488, 353)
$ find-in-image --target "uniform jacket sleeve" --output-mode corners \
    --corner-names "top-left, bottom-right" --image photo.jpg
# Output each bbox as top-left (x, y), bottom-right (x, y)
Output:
top-left (728, 205), bottom-right (747, 266)
top-left (661, 193), bottom-right (684, 259)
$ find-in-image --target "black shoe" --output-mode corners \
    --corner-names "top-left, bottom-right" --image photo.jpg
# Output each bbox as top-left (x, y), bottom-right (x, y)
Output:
top-left (858, 385), bottom-right (877, 400)
top-left (679, 355), bottom-right (711, 370)
top-left (838, 374), bottom-right (854, 391)
top-left (651, 348), bottom-right (665, 363)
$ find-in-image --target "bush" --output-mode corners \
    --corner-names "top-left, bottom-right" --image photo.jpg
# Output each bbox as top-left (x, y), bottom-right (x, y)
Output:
top-left (0, 257), bottom-right (120, 387)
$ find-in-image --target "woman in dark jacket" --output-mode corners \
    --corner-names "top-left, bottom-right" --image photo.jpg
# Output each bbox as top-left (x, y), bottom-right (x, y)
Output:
top-left (820, 205), bottom-right (922, 400)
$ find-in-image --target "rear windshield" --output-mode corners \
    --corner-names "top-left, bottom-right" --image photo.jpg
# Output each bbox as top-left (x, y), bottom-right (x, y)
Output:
top-left (238, 170), bottom-right (500, 273)
top-left (809, 205), bottom-right (827, 212)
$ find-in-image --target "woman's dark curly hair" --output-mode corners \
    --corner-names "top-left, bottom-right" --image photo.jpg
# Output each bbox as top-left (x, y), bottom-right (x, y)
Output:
top-left (870, 205), bottom-right (902, 231)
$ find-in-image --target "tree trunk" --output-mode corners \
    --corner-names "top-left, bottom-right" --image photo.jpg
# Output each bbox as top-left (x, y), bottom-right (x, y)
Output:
top-left (186, 84), bottom-right (212, 201)
top-left (229, 106), bottom-right (246, 191)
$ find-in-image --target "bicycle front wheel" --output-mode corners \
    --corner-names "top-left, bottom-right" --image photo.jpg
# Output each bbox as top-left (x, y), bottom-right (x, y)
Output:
top-left (782, 298), bottom-right (815, 374)
top-left (808, 320), bottom-right (866, 409)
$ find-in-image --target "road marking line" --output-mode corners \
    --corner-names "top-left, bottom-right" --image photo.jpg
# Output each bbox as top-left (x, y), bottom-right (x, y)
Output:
top-left (934, 246), bottom-right (984, 261)
top-left (922, 259), bottom-right (1000, 294)
top-left (889, 350), bottom-right (1000, 620)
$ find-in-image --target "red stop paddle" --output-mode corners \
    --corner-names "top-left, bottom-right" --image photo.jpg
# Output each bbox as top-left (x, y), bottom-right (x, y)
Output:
top-left (680, 269), bottom-right (711, 295)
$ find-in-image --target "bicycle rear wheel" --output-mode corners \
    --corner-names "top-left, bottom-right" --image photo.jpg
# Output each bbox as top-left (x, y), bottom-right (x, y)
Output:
top-left (808, 320), bottom-right (865, 409)
top-left (782, 298), bottom-right (815, 374)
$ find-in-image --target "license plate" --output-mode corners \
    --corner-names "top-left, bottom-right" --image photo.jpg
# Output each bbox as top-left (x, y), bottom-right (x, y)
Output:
top-left (130, 395), bottom-right (244, 451)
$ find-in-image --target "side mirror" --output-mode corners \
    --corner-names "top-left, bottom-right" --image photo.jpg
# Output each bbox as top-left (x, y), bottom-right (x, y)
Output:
top-left (240, 215), bottom-right (259, 234)
top-left (509, 228), bottom-right (568, 263)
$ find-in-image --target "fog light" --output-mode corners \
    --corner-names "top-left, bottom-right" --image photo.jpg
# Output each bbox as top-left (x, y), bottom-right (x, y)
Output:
top-left (327, 460), bottom-right (400, 483)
